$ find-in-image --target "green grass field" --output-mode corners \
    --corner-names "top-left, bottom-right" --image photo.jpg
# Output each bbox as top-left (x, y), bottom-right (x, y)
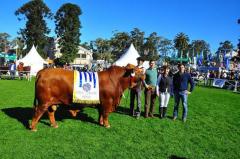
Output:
top-left (0, 79), bottom-right (239, 159)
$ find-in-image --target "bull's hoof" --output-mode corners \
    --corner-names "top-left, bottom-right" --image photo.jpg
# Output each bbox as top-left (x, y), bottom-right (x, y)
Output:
top-left (29, 125), bottom-right (37, 132)
top-left (51, 124), bottom-right (59, 128)
top-left (104, 125), bottom-right (111, 128)
top-left (30, 128), bottom-right (37, 132)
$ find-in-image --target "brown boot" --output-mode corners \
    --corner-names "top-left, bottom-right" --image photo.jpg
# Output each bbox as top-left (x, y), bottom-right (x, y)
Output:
top-left (144, 106), bottom-right (149, 118)
top-left (150, 104), bottom-right (155, 117)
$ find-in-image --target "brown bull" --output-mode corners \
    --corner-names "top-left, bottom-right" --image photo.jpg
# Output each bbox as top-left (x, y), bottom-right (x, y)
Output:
top-left (30, 64), bottom-right (143, 131)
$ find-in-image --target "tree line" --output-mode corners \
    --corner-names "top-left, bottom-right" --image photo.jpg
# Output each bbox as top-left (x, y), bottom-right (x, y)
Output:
top-left (0, 0), bottom-right (238, 65)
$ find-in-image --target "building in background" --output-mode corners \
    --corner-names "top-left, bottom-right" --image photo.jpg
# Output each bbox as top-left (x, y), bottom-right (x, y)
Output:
top-left (54, 39), bottom-right (93, 68)
top-left (72, 45), bottom-right (93, 67)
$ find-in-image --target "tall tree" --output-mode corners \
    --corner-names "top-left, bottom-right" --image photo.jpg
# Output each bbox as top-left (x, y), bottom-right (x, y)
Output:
top-left (94, 38), bottom-right (110, 54)
top-left (91, 38), bottom-right (115, 62)
top-left (15, 0), bottom-right (53, 57)
top-left (191, 40), bottom-right (210, 59)
top-left (80, 42), bottom-right (91, 50)
top-left (216, 40), bottom-right (233, 63)
top-left (10, 37), bottom-right (25, 58)
top-left (217, 40), bottom-right (234, 53)
top-left (55, 3), bottom-right (82, 65)
top-left (110, 32), bottom-right (130, 58)
top-left (0, 33), bottom-right (10, 52)
top-left (129, 28), bottom-right (145, 54)
top-left (143, 32), bottom-right (161, 60)
top-left (158, 38), bottom-right (174, 61)
top-left (238, 19), bottom-right (240, 57)
top-left (174, 32), bottom-right (189, 62)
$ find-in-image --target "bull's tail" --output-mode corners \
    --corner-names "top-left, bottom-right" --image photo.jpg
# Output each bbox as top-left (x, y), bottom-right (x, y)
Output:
top-left (33, 72), bottom-right (41, 107)
top-left (33, 92), bottom-right (37, 107)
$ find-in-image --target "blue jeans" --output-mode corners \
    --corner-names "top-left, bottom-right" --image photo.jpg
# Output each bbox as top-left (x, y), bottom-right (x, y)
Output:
top-left (10, 70), bottom-right (16, 80)
top-left (173, 91), bottom-right (188, 119)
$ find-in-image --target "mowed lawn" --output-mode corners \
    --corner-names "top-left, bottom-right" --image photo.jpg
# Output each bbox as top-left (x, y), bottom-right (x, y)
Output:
top-left (0, 79), bottom-right (239, 159)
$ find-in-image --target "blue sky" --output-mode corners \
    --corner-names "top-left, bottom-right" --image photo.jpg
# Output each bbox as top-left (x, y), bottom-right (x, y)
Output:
top-left (0, 0), bottom-right (239, 52)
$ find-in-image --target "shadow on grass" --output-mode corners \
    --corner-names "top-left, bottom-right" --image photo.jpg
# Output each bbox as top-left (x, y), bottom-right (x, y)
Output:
top-left (1, 106), bottom-right (97, 129)
top-left (168, 155), bottom-right (188, 159)
top-left (115, 105), bottom-right (145, 118)
top-left (116, 105), bottom-right (162, 118)
top-left (115, 105), bottom-right (130, 115)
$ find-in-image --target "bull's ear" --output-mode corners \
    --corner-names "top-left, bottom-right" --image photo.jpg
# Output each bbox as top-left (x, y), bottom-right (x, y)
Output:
top-left (125, 63), bottom-right (136, 70)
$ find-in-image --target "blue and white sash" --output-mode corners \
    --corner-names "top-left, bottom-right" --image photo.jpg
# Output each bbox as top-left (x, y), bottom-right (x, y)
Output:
top-left (73, 71), bottom-right (100, 104)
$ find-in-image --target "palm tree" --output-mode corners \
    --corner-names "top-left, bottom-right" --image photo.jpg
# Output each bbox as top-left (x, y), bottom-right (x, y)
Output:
top-left (217, 40), bottom-right (234, 55)
top-left (191, 40), bottom-right (210, 59)
top-left (174, 32), bottom-right (189, 63)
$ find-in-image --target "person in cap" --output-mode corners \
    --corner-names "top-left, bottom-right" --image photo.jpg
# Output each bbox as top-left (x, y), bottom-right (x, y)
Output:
top-left (129, 57), bottom-right (145, 118)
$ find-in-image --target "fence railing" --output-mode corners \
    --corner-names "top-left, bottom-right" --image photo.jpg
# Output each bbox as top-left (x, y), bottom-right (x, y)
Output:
top-left (0, 70), bottom-right (32, 81)
top-left (192, 77), bottom-right (240, 93)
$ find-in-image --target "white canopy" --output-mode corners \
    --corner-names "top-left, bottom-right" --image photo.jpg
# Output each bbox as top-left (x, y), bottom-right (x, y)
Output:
top-left (114, 44), bottom-right (149, 69)
top-left (114, 44), bottom-right (140, 66)
top-left (17, 45), bottom-right (47, 76)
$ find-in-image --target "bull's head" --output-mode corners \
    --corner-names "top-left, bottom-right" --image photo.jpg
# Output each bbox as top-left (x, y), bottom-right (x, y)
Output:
top-left (124, 64), bottom-right (145, 88)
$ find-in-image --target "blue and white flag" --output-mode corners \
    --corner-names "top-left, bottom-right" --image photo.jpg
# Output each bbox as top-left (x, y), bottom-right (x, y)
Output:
top-left (213, 79), bottom-right (226, 88)
top-left (197, 52), bottom-right (203, 66)
top-left (207, 53), bottom-right (212, 62)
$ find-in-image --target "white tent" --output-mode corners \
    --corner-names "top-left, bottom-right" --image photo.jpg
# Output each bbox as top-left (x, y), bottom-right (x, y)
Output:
top-left (17, 45), bottom-right (47, 76)
top-left (114, 43), bottom-right (149, 68)
top-left (114, 43), bottom-right (140, 66)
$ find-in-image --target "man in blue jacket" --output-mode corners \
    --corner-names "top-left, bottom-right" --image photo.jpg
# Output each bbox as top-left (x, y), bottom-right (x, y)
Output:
top-left (173, 63), bottom-right (194, 122)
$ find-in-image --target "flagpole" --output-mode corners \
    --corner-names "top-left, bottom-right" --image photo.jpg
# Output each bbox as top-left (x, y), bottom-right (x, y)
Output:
top-left (16, 40), bottom-right (18, 60)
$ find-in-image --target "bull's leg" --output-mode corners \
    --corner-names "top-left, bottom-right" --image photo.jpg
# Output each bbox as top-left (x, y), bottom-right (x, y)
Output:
top-left (103, 112), bottom-right (110, 128)
top-left (30, 105), bottom-right (48, 131)
top-left (98, 108), bottom-right (104, 126)
top-left (98, 110), bottom-right (103, 126)
top-left (48, 105), bottom-right (58, 128)
top-left (99, 115), bottom-right (104, 126)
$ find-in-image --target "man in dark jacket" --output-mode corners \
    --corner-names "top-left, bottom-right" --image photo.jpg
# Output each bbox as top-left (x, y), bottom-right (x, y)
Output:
top-left (130, 57), bottom-right (145, 118)
top-left (173, 63), bottom-right (194, 122)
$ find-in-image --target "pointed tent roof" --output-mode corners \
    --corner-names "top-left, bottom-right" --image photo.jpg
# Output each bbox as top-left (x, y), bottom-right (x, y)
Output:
top-left (17, 45), bottom-right (47, 75)
top-left (114, 44), bottom-right (140, 66)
